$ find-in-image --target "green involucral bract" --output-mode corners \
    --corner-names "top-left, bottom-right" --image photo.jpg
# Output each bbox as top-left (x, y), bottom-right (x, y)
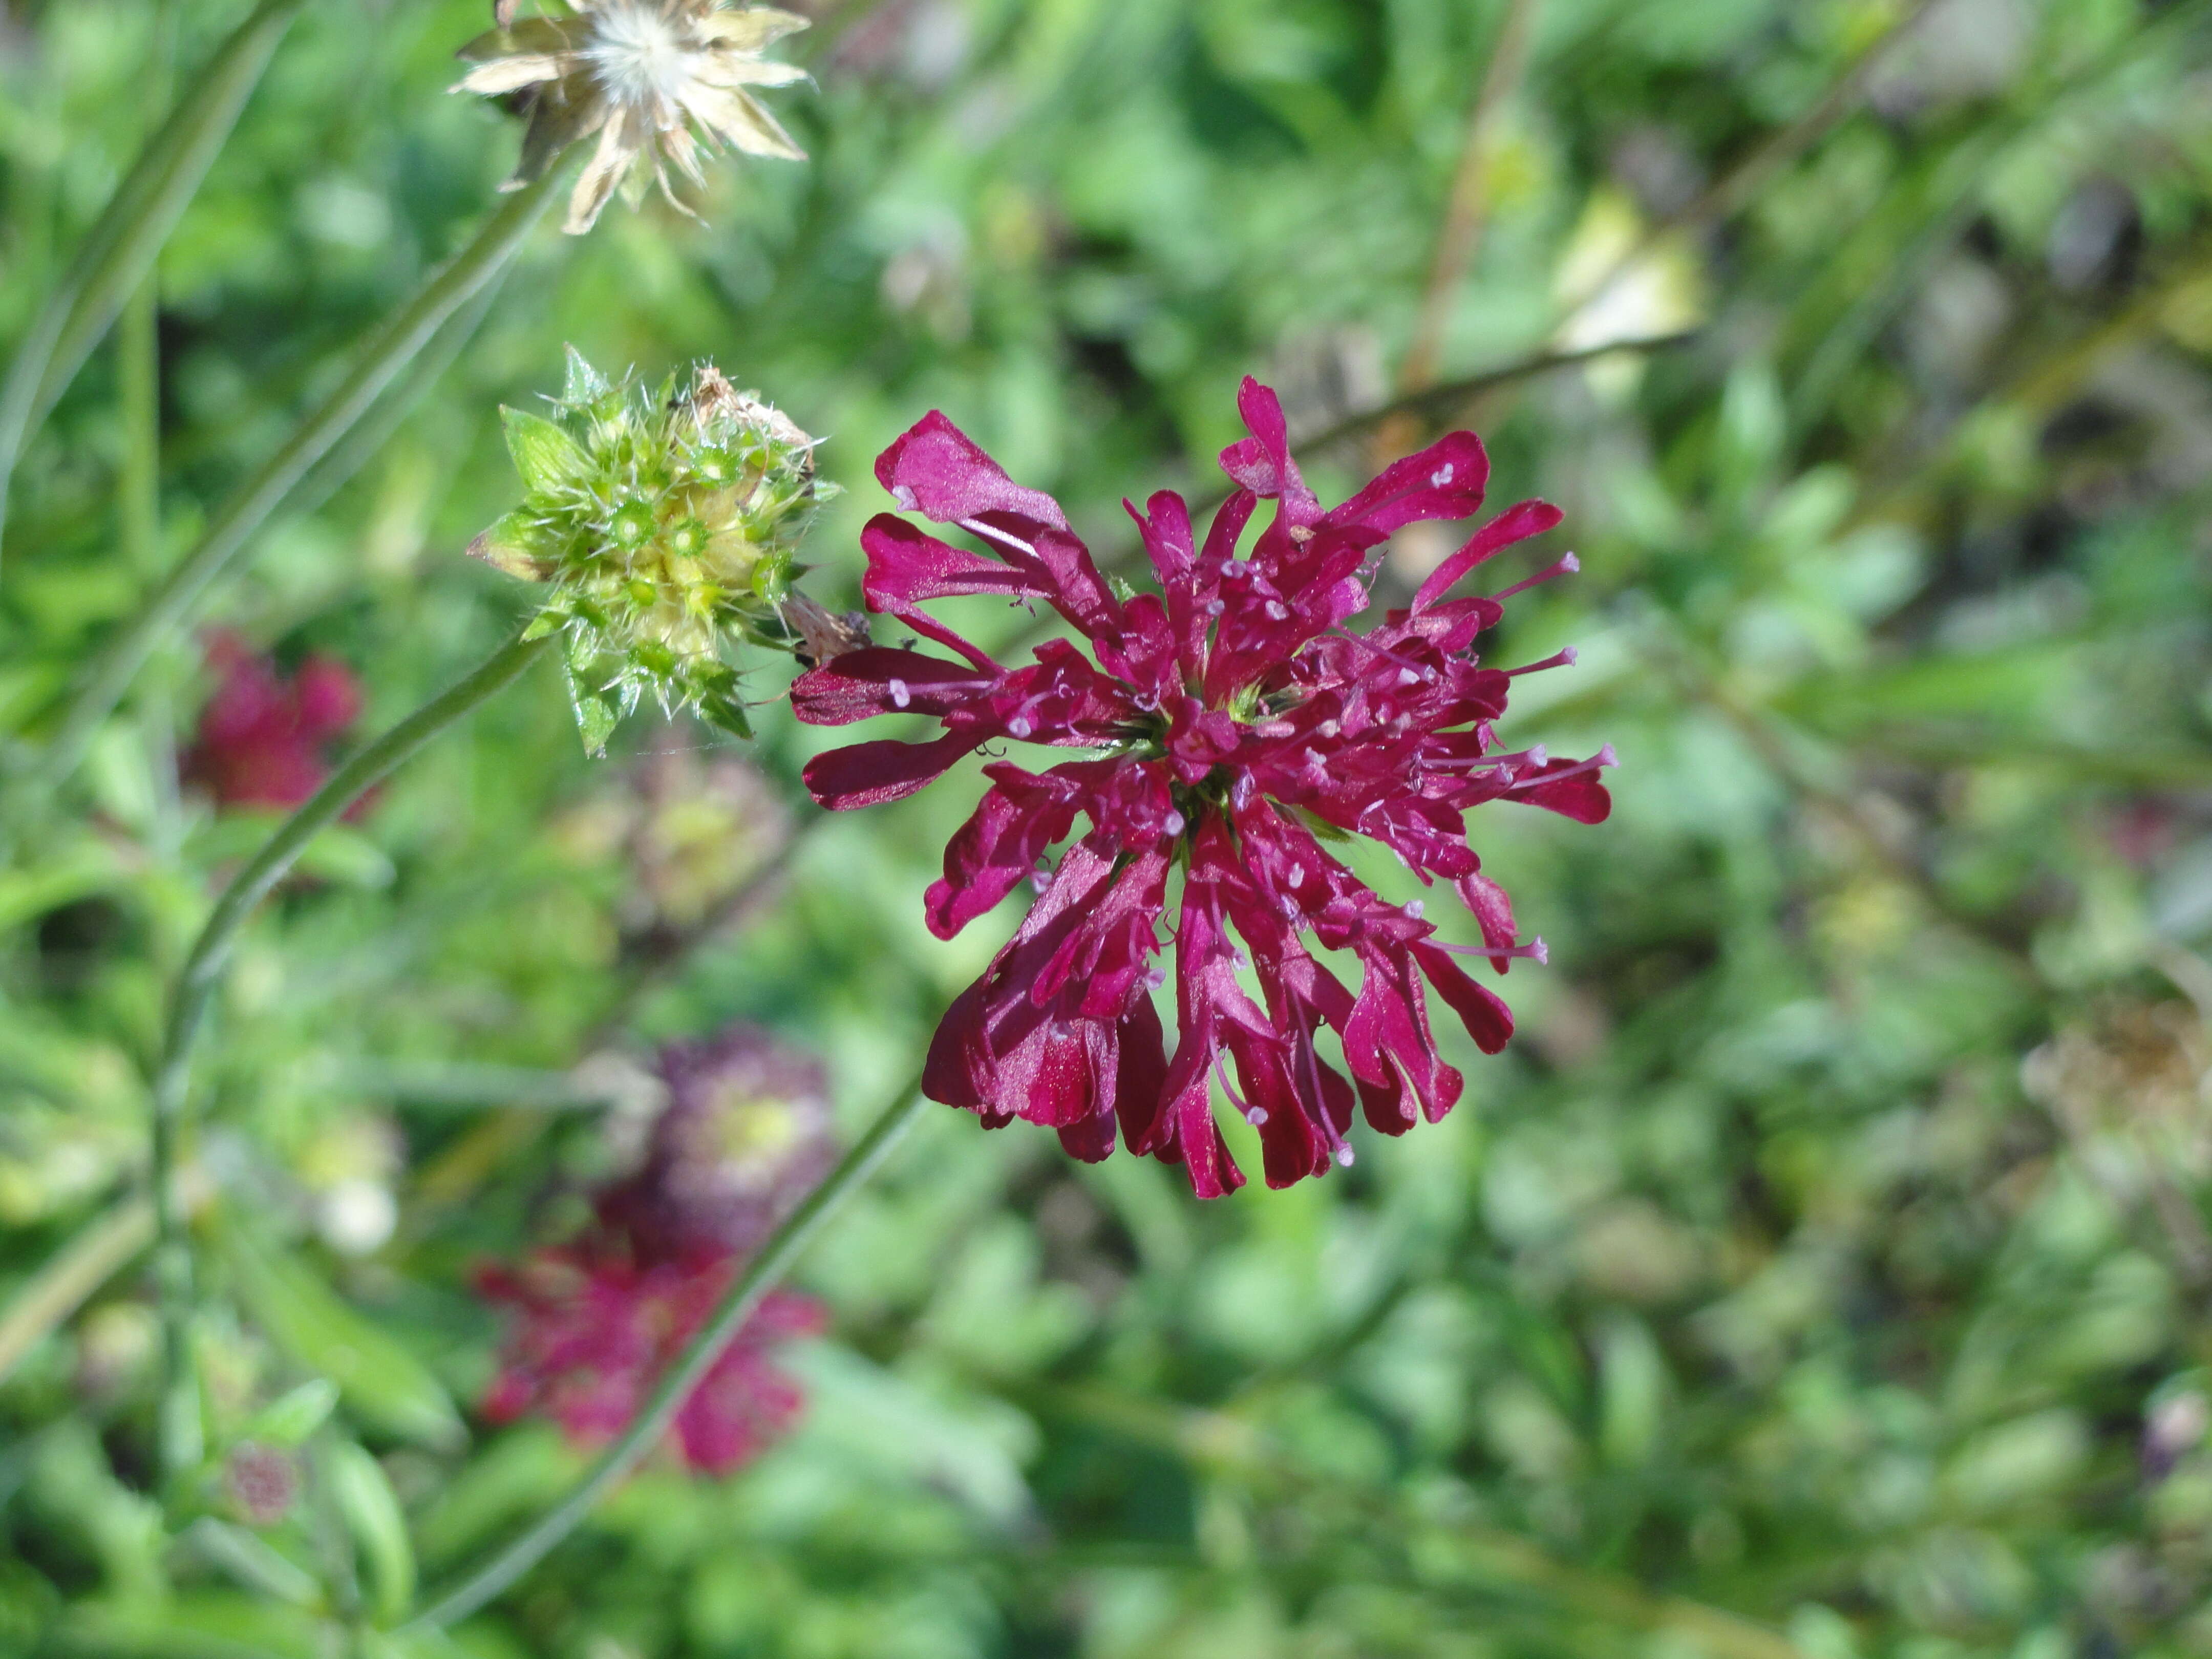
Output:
top-left (472, 350), bottom-right (831, 753)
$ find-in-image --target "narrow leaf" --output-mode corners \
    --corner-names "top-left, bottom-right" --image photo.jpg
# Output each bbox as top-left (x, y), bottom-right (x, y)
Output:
top-left (216, 1222), bottom-right (465, 1451)
top-left (499, 407), bottom-right (590, 494)
top-left (467, 510), bottom-right (557, 581)
top-left (328, 1441), bottom-right (417, 1625)
top-left (0, 0), bottom-right (310, 565)
top-left (175, 1518), bottom-right (324, 1608)
top-left (564, 661), bottom-right (621, 757)
top-left (242, 1380), bottom-right (341, 1449)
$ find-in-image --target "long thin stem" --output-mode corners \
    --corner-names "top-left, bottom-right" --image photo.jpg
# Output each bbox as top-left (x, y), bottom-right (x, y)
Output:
top-left (1299, 330), bottom-right (1696, 456)
top-left (406, 1070), bottom-right (934, 1632)
top-left (151, 628), bottom-right (556, 1477)
top-left (118, 275), bottom-right (163, 580)
top-left (0, 0), bottom-right (306, 567)
top-left (1398, 0), bottom-right (1540, 397)
top-left (33, 175), bottom-right (561, 794)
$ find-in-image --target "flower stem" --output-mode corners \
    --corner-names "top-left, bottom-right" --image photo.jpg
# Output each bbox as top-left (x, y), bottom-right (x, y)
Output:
top-left (404, 1070), bottom-right (934, 1633)
top-left (0, 0), bottom-right (306, 569)
top-left (32, 173), bottom-right (561, 796)
top-left (151, 628), bottom-right (556, 1479)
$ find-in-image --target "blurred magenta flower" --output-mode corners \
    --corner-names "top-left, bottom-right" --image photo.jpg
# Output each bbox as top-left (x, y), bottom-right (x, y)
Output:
top-left (480, 1024), bottom-right (838, 1476)
top-left (596, 1025), bottom-right (838, 1263)
top-left (793, 378), bottom-right (1610, 1195)
top-left (183, 632), bottom-right (364, 812)
top-left (478, 1244), bottom-right (822, 1477)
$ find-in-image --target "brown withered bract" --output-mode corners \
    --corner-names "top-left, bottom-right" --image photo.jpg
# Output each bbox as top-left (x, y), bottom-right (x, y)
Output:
top-left (455, 2), bottom-right (811, 235)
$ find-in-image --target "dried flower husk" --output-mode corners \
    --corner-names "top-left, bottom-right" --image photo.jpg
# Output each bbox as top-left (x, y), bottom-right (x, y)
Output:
top-left (454, 2), bottom-right (812, 235)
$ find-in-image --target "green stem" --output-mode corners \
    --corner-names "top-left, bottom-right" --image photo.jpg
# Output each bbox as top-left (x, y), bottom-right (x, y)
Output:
top-left (118, 272), bottom-right (163, 580)
top-left (33, 174), bottom-right (561, 794)
top-left (151, 628), bottom-right (556, 1478)
top-left (0, 0), bottom-right (306, 568)
top-left (405, 1071), bottom-right (934, 1632)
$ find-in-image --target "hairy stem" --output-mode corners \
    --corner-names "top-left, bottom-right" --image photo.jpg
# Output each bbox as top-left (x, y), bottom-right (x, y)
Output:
top-left (406, 1070), bottom-right (933, 1631)
top-left (33, 175), bottom-right (560, 794)
top-left (151, 628), bottom-right (556, 1477)
top-left (0, 0), bottom-right (305, 567)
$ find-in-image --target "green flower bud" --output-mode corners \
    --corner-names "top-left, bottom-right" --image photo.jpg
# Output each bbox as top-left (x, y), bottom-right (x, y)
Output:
top-left (472, 350), bottom-right (836, 754)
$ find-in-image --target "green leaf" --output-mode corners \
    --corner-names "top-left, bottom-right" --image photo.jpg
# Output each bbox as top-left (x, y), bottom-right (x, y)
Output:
top-left (466, 510), bottom-right (555, 582)
top-left (561, 344), bottom-right (611, 405)
top-left (215, 1222), bottom-right (464, 1451)
top-left (240, 1381), bottom-right (339, 1450)
top-left (0, 842), bottom-right (126, 933)
top-left (288, 824), bottom-right (396, 889)
top-left (53, 1592), bottom-right (332, 1659)
top-left (326, 1441), bottom-right (415, 1625)
top-left (499, 407), bottom-right (590, 495)
top-left (564, 660), bottom-right (622, 757)
top-left (174, 1518), bottom-right (323, 1608)
top-left (750, 546), bottom-right (794, 603)
top-left (688, 662), bottom-right (754, 740)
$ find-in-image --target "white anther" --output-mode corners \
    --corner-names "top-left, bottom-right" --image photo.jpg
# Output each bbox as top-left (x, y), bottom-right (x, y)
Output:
top-left (1334, 1145), bottom-right (1355, 1167)
top-left (1163, 810), bottom-right (1186, 835)
top-left (1431, 463), bottom-right (1454, 487)
top-left (1286, 865), bottom-right (1303, 890)
top-left (892, 484), bottom-right (919, 510)
top-left (1246, 1107), bottom-right (1269, 1126)
top-left (1404, 900), bottom-right (1424, 920)
top-left (1265, 601), bottom-right (1289, 621)
top-left (1008, 716), bottom-right (1033, 738)
top-left (888, 678), bottom-right (911, 709)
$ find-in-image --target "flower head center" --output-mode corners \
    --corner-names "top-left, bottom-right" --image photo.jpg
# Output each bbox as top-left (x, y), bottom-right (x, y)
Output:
top-left (586, 1), bottom-right (695, 108)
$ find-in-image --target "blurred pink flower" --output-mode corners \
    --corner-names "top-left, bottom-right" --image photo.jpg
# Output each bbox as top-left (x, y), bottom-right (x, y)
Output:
top-left (478, 1242), bottom-right (823, 1477)
top-left (595, 1025), bottom-right (838, 1264)
top-left (183, 632), bottom-right (364, 812)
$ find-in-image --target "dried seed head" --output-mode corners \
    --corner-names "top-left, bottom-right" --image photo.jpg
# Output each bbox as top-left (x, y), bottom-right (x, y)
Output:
top-left (454, 2), bottom-right (813, 235)
top-left (471, 349), bottom-right (834, 753)
top-left (225, 1443), bottom-right (300, 1527)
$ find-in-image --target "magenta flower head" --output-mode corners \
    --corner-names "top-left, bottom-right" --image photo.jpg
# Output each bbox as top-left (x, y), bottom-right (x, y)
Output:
top-left (184, 631), bottom-right (365, 813)
top-left (792, 379), bottom-right (1612, 1196)
top-left (478, 1245), bottom-right (823, 1477)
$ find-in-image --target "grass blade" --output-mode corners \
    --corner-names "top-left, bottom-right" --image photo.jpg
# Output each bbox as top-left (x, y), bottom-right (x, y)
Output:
top-left (0, 0), bottom-right (310, 567)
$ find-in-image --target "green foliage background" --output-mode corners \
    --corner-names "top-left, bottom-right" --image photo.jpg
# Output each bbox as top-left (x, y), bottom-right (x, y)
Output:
top-left (5, 0), bottom-right (2212, 1654)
